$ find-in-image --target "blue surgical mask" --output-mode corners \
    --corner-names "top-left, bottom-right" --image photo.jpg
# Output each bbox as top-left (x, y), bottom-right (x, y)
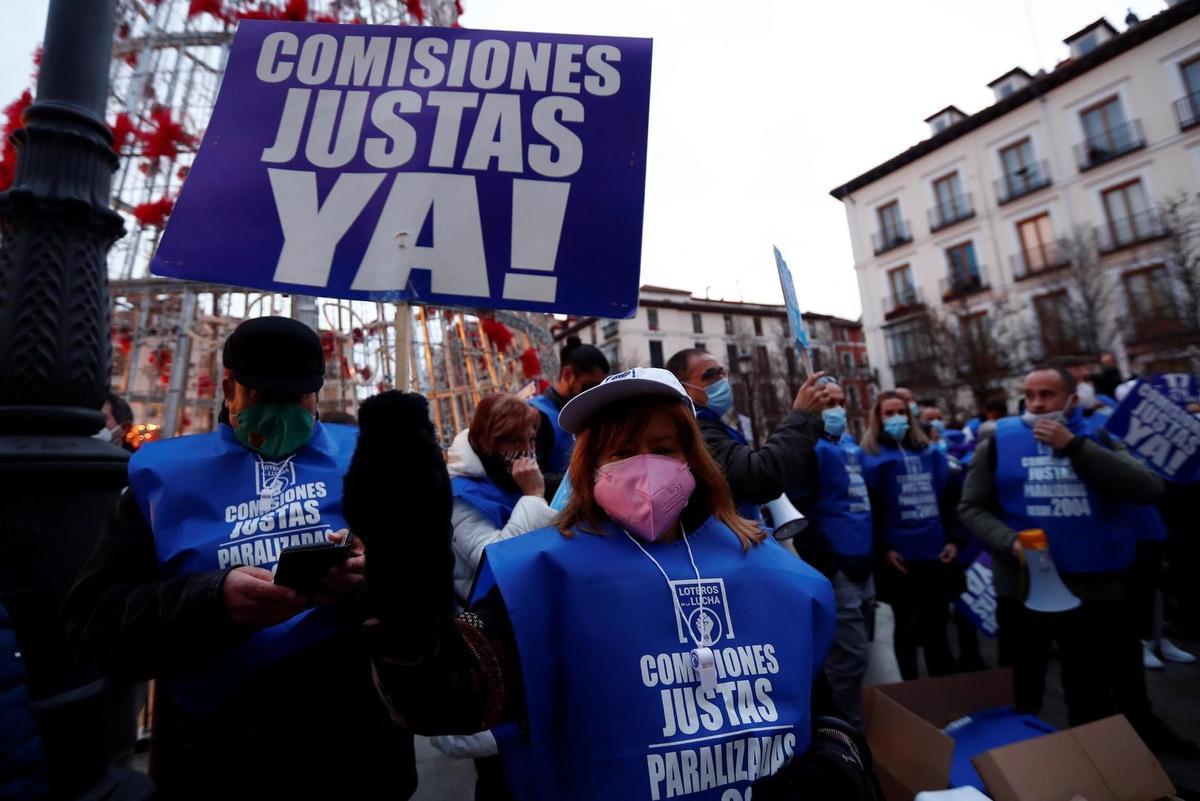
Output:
top-left (931, 419), bottom-right (946, 435)
top-left (909, 401), bottom-right (920, 418)
top-left (703, 378), bottom-right (733, 417)
top-left (883, 415), bottom-right (910, 440)
top-left (822, 407), bottom-right (847, 439)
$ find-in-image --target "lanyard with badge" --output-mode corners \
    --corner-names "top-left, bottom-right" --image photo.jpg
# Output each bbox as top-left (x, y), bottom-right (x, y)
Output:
top-left (257, 453), bottom-right (296, 509)
top-left (625, 527), bottom-right (720, 693)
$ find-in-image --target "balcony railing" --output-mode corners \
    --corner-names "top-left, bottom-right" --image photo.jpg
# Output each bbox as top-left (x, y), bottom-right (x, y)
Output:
top-left (1126, 311), bottom-right (1189, 347)
top-left (1097, 208), bottom-right (1169, 253)
top-left (940, 268), bottom-right (990, 301)
top-left (928, 193), bottom-right (975, 232)
top-left (1173, 91), bottom-right (1200, 132)
top-left (1074, 119), bottom-right (1145, 171)
top-left (1039, 333), bottom-right (1087, 360)
top-left (882, 289), bottom-right (924, 319)
top-left (1011, 241), bottom-right (1071, 280)
top-left (872, 220), bottom-right (913, 255)
top-left (995, 160), bottom-right (1052, 205)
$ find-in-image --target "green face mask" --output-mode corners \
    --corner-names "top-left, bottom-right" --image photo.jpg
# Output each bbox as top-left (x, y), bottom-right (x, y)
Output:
top-left (233, 402), bottom-right (315, 460)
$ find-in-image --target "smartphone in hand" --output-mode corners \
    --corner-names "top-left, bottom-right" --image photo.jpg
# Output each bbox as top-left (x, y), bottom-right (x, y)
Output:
top-left (273, 537), bottom-right (354, 596)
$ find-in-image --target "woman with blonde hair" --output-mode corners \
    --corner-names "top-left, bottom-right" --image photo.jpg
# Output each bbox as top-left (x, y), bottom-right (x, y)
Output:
top-left (344, 370), bottom-right (879, 801)
top-left (860, 390), bottom-right (959, 680)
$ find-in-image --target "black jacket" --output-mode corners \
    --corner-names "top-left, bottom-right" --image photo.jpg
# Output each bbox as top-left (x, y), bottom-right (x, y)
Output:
top-left (697, 409), bottom-right (822, 506)
top-left (63, 489), bottom-right (415, 799)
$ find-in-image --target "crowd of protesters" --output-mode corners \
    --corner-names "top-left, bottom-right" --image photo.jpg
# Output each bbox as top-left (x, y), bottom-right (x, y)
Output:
top-left (9, 317), bottom-right (1188, 801)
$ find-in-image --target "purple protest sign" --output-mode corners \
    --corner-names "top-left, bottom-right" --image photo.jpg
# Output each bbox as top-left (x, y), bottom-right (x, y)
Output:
top-left (152, 22), bottom-right (652, 318)
top-left (956, 552), bottom-right (998, 637)
top-left (1104, 374), bottom-right (1200, 482)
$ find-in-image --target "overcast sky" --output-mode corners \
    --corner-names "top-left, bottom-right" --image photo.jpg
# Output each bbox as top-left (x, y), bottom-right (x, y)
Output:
top-left (0, 0), bottom-right (1170, 319)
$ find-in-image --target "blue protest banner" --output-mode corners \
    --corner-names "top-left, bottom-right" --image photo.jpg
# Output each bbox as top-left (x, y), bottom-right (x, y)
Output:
top-left (1104, 374), bottom-right (1200, 482)
top-left (955, 551), bottom-right (998, 637)
top-left (773, 246), bottom-right (811, 356)
top-left (152, 22), bottom-right (653, 318)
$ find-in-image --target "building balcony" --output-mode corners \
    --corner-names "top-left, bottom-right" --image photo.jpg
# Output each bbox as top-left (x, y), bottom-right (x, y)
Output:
top-left (995, 161), bottom-right (1052, 205)
top-left (1011, 241), bottom-right (1071, 281)
top-left (1039, 334), bottom-right (1088, 361)
top-left (928, 194), bottom-right (975, 232)
top-left (1097, 209), bottom-right (1169, 254)
top-left (883, 289), bottom-right (925, 320)
top-left (940, 268), bottom-right (990, 302)
top-left (890, 359), bottom-right (937, 389)
top-left (601, 320), bottom-right (619, 340)
top-left (1073, 119), bottom-right (1146, 172)
top-left (872, 220), bottom-right (913, 255)
top-left (1173, 91), bottom-right (1200, 132)
top-left (1125, 312), bottom-right (1195, 348)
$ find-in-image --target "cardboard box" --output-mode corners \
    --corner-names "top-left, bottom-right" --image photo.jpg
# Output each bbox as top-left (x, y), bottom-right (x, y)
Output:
top-left (864, 669), bottom-right (1176, 801)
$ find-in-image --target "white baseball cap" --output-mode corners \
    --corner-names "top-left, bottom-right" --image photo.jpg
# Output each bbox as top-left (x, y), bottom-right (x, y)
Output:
top-left (558, 367), bottom-right (696, 434)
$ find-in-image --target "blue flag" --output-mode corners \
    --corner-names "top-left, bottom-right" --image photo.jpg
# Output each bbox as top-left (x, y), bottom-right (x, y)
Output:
top-left (774, 246), bottom-right (810, 355)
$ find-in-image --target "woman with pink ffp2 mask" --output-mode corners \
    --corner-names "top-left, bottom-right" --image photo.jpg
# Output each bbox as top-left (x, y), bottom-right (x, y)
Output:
top-left (357, 369), bottom-right (877, 801)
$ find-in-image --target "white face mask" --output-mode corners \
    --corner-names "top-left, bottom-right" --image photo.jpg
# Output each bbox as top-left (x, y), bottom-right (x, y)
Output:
top-left (1076, 382), bottom-right (1098, 410)
top-left (1021, 410), bottom-right (1066, 427)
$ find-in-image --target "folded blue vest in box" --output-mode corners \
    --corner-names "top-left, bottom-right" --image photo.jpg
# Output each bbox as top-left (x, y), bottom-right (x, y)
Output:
top-left (944, 706), bottom-right (1056, 791)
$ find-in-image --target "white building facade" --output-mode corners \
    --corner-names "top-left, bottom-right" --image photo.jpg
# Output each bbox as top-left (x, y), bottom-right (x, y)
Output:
top-left (556, 286), bottom-right (876, 439)
top-left (831, 3), bottom-right (1200, 408)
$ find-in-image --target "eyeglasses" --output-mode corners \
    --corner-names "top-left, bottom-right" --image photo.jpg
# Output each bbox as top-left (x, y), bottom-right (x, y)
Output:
top-left (700, 366), bottom-right (727, 383)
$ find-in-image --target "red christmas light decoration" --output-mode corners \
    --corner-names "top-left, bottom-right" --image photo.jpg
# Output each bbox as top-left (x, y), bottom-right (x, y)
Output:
top-left (479, 318), bottom-right (513, 353)
top-left (132, 196), bottom-right (174, 228)
top-left (109, 112), bottom-right (136, 154)
top-left (405, 0), bottom-right (425, 24)
top-left (123, 51), bottom-right (139, 68)
top-left (320, 331), bottom-right (338, 358)
top-left (351, 327), bottom-right (365, 343)
top-left (187, 0), bottom-right (228, 22)
top-left (138, 105), bottom-right (196, 161)
top-left (0, 90), bottom-right (32, 192)
top-left (455, 0), bottom-right (464, 15)
top-left (358, 365), bottom-right (372, 382)
top-left (519, 347), bottom-right (542, 379)
top-left (196, 372), bottom-right (215, 398)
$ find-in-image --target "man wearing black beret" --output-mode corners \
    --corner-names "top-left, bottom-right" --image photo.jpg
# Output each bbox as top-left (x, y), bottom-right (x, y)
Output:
top-left (64, 317), bottom-right (415, 798)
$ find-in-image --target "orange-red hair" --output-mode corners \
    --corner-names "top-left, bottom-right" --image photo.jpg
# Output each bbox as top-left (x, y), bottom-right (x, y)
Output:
top-left (468, 394), bottom-right (540, 455)
top-left (557, 395), bottom-right (765, 548)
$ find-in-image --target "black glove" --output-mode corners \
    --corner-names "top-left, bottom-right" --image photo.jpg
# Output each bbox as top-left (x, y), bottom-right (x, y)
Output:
top-left (751, 718), bottom-right (879, 801)
top-left (343, 392), bottom-right (455, 660)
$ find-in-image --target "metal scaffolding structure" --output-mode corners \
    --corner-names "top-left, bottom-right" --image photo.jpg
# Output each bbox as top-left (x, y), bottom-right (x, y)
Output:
top-left (102, 0), bottom-right (561, 445)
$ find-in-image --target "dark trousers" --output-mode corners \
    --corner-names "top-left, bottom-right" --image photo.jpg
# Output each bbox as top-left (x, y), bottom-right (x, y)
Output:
top-left (1126, 540), bottom-right (1165, 641)
top-left (883, 561), bottom-right (955, 681)
top-left (996, 595), bottom-right (1151, 727)
top-left (475, 755), bottom-right (513, 801)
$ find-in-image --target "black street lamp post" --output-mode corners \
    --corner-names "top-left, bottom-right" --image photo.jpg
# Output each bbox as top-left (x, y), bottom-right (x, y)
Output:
top-left (0, 0), bottom-right (150, 796)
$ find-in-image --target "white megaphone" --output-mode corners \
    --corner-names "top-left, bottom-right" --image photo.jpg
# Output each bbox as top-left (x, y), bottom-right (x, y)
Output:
top-left (1019, 529), bottom-right (1081, 613)
top-left (764, 493), bottom-right (809, 541)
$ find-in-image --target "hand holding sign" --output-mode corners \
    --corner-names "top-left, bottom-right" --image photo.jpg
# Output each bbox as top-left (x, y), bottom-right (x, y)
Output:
top-left (153, 23), bottom-right (652, 318)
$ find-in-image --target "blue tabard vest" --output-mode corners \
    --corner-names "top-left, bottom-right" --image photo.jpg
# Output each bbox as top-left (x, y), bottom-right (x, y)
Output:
top-left (451, 475), bottom-right (520, 528)
top-left (129, 422), bottom-right (358, 713)
top-left (861, 443), bottom-right (947, 562)
top-left (1083, 409), bottom-right (1169, 544)
top-left (530, 393), bottom-right (574, 475)
top-left (993, 412), bottom-right (1135, 572)
top-left (812, 437), bottom-right (873, 559)
top-left (697, 409), bottom-right (763, 522)
top-left (471, 517), bottom-right (836, 801)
